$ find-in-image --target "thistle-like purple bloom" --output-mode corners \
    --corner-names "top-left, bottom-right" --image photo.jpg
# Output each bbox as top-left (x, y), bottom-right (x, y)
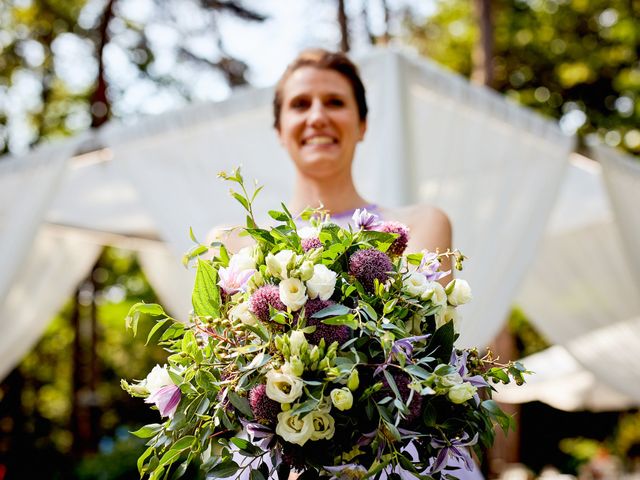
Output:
top-left (249, 285), bottom-right (286, 322)
top-left (303, 298), bottom-right (350, 346)
top-left (217, 256), bottom-right (256, 295)
top-left (301, 237), bottom-right (322, 252)
top-left (352, 208), bottom-right (381, 230)
top-left (145, 384), bottom-right (181, 418)
top-left (419, 251), bottom-right (450, 282)
top-left (429, 432), bottom-right (478, 474)
top-left (377, 221), bottom-right (409, 256)
top-left (379, 372), bottom-right (423, 423)
top-left (348, 248), bottom-right (393, 292)
top-left (249, 384), bottom-right (280, 425)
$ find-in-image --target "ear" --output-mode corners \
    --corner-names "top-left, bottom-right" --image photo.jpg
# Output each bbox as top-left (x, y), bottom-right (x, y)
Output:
top-left (358, 120), bottom-right (367, 141)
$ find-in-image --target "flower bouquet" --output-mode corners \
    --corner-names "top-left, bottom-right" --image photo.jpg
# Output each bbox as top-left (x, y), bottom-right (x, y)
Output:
top-left (122, 168), bottom-right (527, 479)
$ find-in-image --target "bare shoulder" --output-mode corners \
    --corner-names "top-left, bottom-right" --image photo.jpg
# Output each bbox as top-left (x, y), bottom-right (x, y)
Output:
top-left (381, 204), bottom-right (452, 253)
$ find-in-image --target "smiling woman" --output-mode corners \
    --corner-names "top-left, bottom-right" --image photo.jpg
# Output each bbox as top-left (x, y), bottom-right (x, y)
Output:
top-left (209, 48), bottom-right (452, 283)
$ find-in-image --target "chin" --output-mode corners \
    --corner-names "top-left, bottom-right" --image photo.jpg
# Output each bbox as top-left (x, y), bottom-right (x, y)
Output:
top-left (297, 156), bottom-right (348, 178)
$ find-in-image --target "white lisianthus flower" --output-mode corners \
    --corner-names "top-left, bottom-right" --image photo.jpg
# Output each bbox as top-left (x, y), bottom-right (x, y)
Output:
top-left (330, 387), bottom-right (354, 411)
top-left (310, 410), bottom-right (335, 441)
top-left (279, 278), bottom-right (308, 311)
top-left (297, 226), bottom-right (319, 239)
top-left (266, 250), bottom-right (296, 279)
top-left (402, 272), bottom-right (428, 297)
top-left (438, 371), bottom-right (463, 388)
top-left (229, 302), bottom-right (257, 326)
top-left (276, 410), bottom-right (314, 446)
top-left (145, 364), bottom-right (173, 395)
top-left (448, 382), bottom-right (477, 404)
top-left (233, 246), bottom-right (257, 271)
top-left (265, 369), bottom-right (304, 403)
top-left (435, 305), bottom-right (459, 330)
top-left (306, 264), bottom-right (337, 300)
top-left (289, 330), bottom-right (308, 356)
top-left (447, 279), bottom-right (472, 306)
top-left (422, 281), bottom-right (447, 307)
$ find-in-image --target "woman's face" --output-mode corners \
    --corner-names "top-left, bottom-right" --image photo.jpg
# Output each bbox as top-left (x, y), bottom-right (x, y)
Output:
top-left (277, 66), bottom-right (367, 179)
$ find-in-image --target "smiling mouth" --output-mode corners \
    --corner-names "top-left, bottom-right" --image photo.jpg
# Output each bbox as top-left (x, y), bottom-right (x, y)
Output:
top-left (302, 136), bottom-right (337, 146)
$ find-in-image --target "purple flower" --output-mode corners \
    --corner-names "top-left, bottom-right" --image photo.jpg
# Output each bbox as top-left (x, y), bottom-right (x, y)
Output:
top-left (348, 248), bottom-right (393, 292)
top-left (217, 256), bottom-right (256, 295)
top-left (301, 237), bottom-right (322, 251)
top-left (450, 350), bottom-right (489, 398)
top-left (429, 432), bottom-right (478, 474)
top-left (145, 384), bottom-right (181, 418)
top-left (249, 384), bottom-right (280, 425)
top-left (303, 298), bottom-right (350, 346)
top-left (352, 208), bottom-right (381, 230)
top-left (391, 334), bottom-right (431, 359)
top-left (419, 251), bottom-right (450, 282)
top-left (249, 285), bottom-right (286, 322)
top-left (377, 221), bottom-right (409, 256)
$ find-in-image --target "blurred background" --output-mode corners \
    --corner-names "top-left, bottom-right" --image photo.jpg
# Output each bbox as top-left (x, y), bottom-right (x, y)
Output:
top-left (0, 0), bottom-right (639, 479)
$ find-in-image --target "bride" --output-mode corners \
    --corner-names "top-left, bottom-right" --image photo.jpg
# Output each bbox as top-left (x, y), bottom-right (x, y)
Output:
top-left (210, 48), bottom-right (482, 479)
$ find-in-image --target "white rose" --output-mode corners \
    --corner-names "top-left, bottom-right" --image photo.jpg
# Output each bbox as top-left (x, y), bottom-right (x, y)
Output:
top-left (310, 410), bottom-right (335, 441)
top-left (435, 305), bottom-right (459, 330)
top-left (266, 250), bottom-right (295, 279)
top-left (279, 277), bottom-right (308, 311)
top-left (403, 272), bottom-right (428, 297)
top-left (330, 387), bottom-right (353, 411)
top-left (306, 264), bottom-right (337, 301)
top-left (276, 410), bottom-right (314, 446)
top-left (265, 369), bottom-right (304, 403)
top-left (438, 371), bottom-right (463, 388)
top-left (448, 382), bottom-right (477, 404)
top-left (422, 281), bottom-right (448, 307)
top-left (447, 279), bottom-right (472, 306)
top-left (231, 246), bottom-right (256, 271)
top-left (145, 364), bottom-right (173, 395)
top-left (229, 302), bottom-right (257, 326)
top-left (289, 330), bottom-right (308, 356)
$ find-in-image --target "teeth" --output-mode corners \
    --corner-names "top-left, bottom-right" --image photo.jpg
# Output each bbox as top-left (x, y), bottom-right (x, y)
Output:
top-left (305, 136), bottom-right (334, 145)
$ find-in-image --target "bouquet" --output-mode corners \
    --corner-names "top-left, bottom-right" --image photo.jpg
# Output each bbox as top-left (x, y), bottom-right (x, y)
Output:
top-left (122, 168), bottom-right (527, 480)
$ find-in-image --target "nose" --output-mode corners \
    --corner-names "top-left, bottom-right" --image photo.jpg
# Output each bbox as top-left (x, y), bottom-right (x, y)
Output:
top-left (307, 99), bottom-right (328, 127)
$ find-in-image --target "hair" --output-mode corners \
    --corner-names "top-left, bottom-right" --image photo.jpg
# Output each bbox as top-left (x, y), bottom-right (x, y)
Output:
top-left (273, 48), bottom-right (368, 130)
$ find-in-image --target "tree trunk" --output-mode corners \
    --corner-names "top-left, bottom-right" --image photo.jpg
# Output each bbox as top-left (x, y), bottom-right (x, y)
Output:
top-left (337, 0), bottom-right (350, 52)
top-left (471, 0), bottom-right (494, 87)
top-left (90, 0), bottom-right (116, 128)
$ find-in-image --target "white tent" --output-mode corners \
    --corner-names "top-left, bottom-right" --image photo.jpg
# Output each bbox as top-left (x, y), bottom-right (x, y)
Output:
top-left (4, 48), bottom-right (634, 411)
top-left (496, 147), bottom-right (640, 411)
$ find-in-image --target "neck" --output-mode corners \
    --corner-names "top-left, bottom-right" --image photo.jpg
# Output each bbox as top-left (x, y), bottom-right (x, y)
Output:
top-left (289, 170), bottom-right (369, 216)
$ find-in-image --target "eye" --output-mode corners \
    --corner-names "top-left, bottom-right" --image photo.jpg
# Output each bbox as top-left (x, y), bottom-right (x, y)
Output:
top-left (326, 97), bottom-right (345, 107)
top-left (289, 97), bottom-right (310, 110)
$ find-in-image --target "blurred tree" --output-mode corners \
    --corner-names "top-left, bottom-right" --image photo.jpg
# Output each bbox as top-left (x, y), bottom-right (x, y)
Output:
top-left (0, 0), bottom-right (266, 153)
top-left (0, 247), bottom-right (169, 478)
top-left (403, 0), bottom-right (640, 154)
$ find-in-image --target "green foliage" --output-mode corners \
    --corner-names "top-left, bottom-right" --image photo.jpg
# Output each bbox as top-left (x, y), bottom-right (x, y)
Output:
top-left (404, 0), bottom-right (640, 154)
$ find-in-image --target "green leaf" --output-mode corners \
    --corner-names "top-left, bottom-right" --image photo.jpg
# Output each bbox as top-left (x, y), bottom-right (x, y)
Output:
top-left (250, 469), bottom-right (266, 480)
top-left (428, 321), bottom-right (455, 363)
top-left (358, 301), bottom-right (378, 321)
top-left (137, 445), bottom-right (155, 475)
top-left (268, 210), bottom-right (289, 222)
top-left (322, 314), bottom-right (358, 330)
top-left (232, 191), bottom-right (250, 212)
top-left (172, 435), bottom-right (196, 451)
top-left (405, 364), bottom-right (431, 380)
top-left (311, 304), bottom-right (351, 318)
top-left (126, 302), bottom-right (167, 336)
top-left (208, 460), bottom-right (239, 478)
top-left (146, 318), bottom-right (173, 346)
top-left (130, 423), bottom-right (163, 438)
top-left (158, 448), bottom-right (182, 469)
top-left (192, 259), bottom-right (221, 318)
top-left (230, 437), bottom-right (263, 456)
top-left (228, 391), bottom-right (253, 418)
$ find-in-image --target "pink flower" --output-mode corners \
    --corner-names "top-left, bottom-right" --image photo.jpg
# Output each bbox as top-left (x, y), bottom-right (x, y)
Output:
top-left (301, 237), bottom-right (322, 252)
top-left (348, 248), bottom-right (393, 292)
top-left (377, 221), bottom-right (409, 256)
top-left (218, 256), bottom-right (256, 295)
top-left (249, 285), bottom-right (286, 322)
top-left (145, 384), bottom-right (181, 418)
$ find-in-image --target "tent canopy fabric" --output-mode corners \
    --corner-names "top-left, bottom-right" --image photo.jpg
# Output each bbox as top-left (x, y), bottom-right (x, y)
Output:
top-left (3, 48), bottom-right (638, 412)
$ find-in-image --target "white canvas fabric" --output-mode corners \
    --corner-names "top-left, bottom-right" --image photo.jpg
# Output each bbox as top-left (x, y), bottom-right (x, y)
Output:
top-left (0, 225), bottom-right (102, 380)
